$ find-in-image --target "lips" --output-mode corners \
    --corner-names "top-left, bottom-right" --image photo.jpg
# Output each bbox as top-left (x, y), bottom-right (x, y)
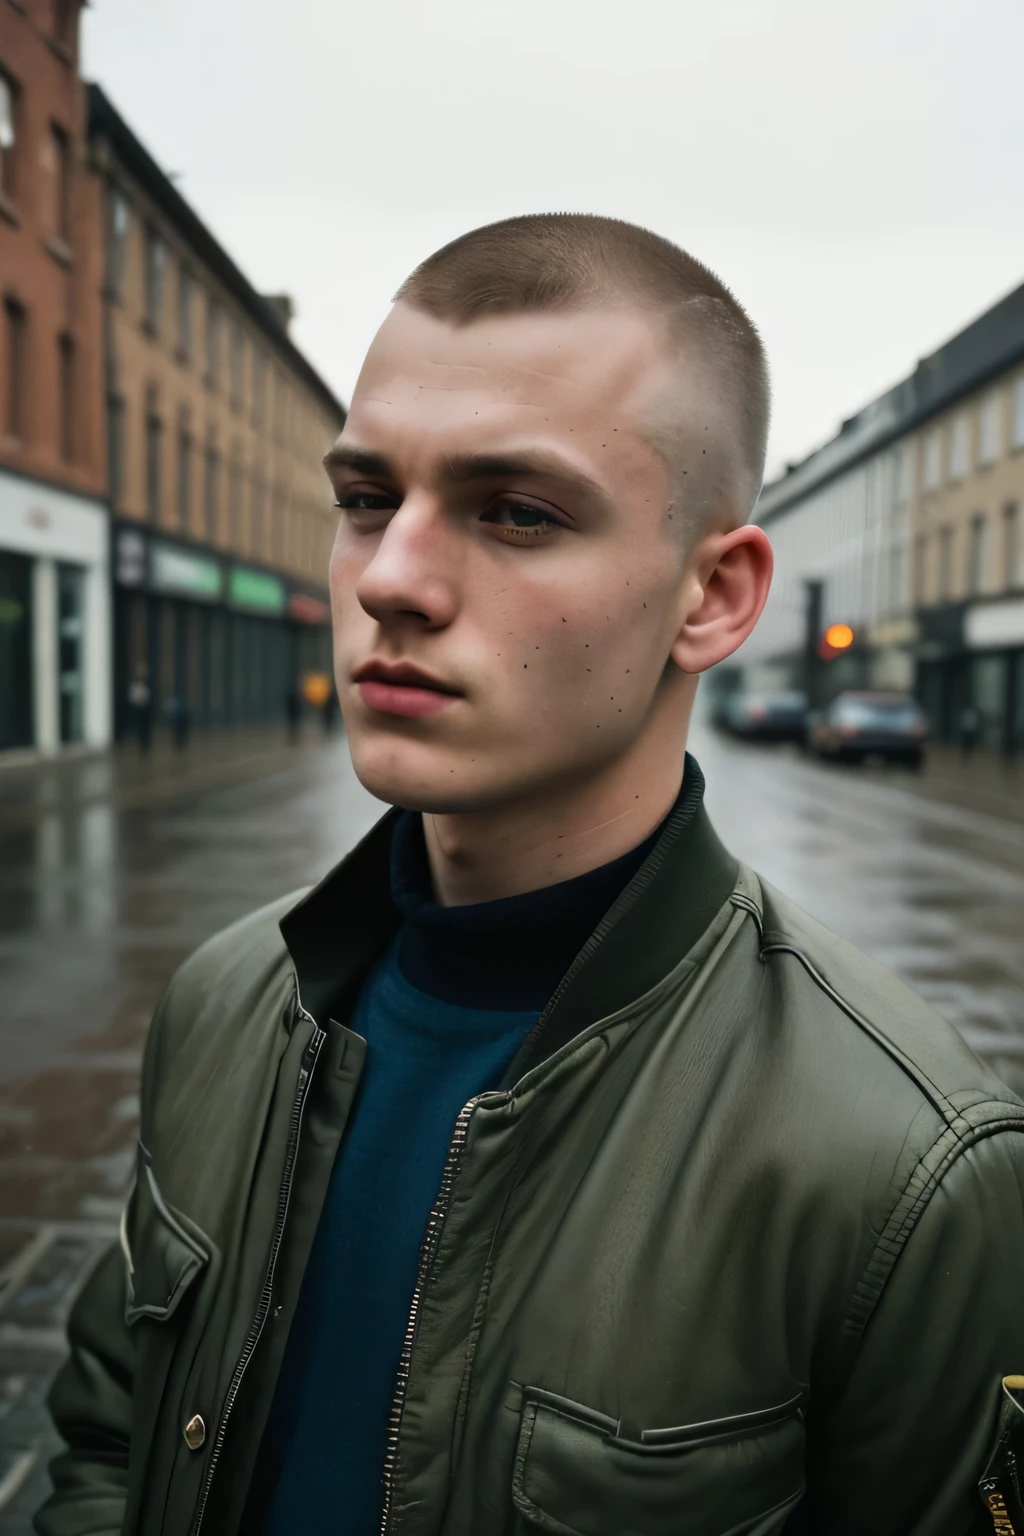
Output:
top-left (352, 660), bottom-right (462, 719)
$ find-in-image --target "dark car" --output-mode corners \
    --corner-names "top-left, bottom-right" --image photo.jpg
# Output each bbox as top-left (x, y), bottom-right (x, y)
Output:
top-left (808, 691), bottom-right (929, 767)
top-left (723, 690), bottom-right (809, 743)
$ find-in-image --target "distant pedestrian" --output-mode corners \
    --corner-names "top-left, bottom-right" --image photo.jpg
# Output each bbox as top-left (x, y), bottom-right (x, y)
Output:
top-left (286, 685), bottom-right (302, 744)
top-left (126, 670), bottom-right (152, 756)
top-left (168, 697), bottom-right (191, 751)
top-left (958, 704), bottom-right (982, 759)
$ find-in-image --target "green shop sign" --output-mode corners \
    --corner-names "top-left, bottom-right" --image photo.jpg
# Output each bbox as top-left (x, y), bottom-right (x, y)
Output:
top-left (150, 543), bottom-right (223, 601)
top-left (228, 567), bottom-right (286, 614)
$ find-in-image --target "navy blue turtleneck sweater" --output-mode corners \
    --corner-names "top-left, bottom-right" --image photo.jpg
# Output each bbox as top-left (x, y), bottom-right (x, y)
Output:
top-left (256, 808), bottom-right (666, 1535)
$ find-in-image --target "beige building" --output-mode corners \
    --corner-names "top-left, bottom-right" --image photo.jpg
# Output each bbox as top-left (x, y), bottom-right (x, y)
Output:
top-left (911, 374), bottom-right (1024, 608)
top-left (88, 85), bottom-right (345, 736)
top-left (735, 279), bottom-right (1024, 753)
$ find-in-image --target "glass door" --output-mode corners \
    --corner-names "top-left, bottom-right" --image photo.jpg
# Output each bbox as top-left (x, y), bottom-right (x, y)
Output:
top-left (0, 551), bottom-right (33, 750)
top-left (57, 563), bottom-right (85, 744)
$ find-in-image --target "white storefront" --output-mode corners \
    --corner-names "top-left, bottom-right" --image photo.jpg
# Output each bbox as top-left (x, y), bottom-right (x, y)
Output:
top-left (0, 471), bottom-right (111, 756)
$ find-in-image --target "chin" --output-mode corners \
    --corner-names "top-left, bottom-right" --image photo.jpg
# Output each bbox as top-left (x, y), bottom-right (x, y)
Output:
top-left (346, 733), bottom-right (504, 815)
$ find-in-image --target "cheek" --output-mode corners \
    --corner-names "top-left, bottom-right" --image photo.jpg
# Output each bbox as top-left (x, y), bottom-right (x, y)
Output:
top-left (328, 534), bottom-right (367, 617)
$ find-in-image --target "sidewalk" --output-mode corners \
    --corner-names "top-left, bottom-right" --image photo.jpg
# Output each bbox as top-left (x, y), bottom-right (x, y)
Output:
top-left (860, 744), bottom-right (1024, 828)
top-left (0, 722), bottom-right (343, 832)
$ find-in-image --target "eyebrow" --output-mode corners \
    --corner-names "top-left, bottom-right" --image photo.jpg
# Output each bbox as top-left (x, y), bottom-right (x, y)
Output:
top-left (323, 442), bottom-right (609, 501)
top-left (323, 445), bottom-right (392, 476)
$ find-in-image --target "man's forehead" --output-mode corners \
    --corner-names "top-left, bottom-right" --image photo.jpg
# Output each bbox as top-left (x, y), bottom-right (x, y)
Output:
top-left (350, 302), bottom-right (679, 418)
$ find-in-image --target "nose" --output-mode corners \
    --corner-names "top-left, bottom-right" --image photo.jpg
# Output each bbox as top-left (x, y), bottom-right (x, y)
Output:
top-left (354, 498), bottom-right (461, 633)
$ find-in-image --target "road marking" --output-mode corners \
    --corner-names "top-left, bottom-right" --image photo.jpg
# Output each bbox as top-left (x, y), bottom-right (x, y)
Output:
top-left (0, 1447), bottom-right (39, 1511)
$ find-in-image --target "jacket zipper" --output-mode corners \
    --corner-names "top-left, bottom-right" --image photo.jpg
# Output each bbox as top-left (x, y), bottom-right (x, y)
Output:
top-left (380, 1095), bottom-right (480, 1535)
top-left (190, 1000), bottom-right (325, 1536)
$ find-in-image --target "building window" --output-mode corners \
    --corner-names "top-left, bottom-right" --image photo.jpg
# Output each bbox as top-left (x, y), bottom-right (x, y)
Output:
top-left (205, 299), bottom-right (220, 388)
top-left (178, 267), bottom-right (193, 360)
top-left (0, 70), bottom-right (20, 201)
top-left (1005, 503), bottom-right (1020, 590)
top-left (49, 124), bottom-right (70, 243)
top-left (229, 452), bottom-right (244, 546)
top-left (107, 393), bottom-right (125, 507)
top-left (105, 184), bottom-right (129, 296)
top-left (1013, 377), bottom-right (1024, 452)
top-left (938, 526), bottom-right (954, 601)
top-left (251, 350), bottom-right (265, 428)
top-left (948, 413), bottom-right (969, 482)
top-left (978, 390), bottom-right (1000, 467)
top-left (888, 544), bottom-right (906, 613)
top-left (250, 472), bottom-right (266, 556)
top-left (144, 227), bottom-right (165, 333)
top-left (177, 413), bottom-right (193, 530)
top-left (896, 441), bottom-right (914, 504)
top-left (229, 324), bottom-right (245, 411)
top-left (145, 389), bottom-right (162, 521)
top-left (58, 334), bottom-right (74, 461)
top-left (4, 297), bottom-right (27, 439)
top-left (52, 0), bottom-right (76, 49)
top-left (923, 427), bottom-right (942, 490)
top-left (913, 535), bottom-right (928, 603)
top-left (204, 438), bottom-right (220, 540)
top-left (967, 514), bottom-right (987, 597)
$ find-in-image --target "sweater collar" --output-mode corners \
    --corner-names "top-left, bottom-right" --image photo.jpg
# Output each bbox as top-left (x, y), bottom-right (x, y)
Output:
top-left (280, 754), bottom-right (738, 1069)
top-left (388, 802), bottom-right (669, 1012)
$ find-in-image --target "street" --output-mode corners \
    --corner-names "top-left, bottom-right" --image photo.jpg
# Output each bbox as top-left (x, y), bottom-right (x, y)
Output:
top-left (1, 722), bottom-right (1023, 1529)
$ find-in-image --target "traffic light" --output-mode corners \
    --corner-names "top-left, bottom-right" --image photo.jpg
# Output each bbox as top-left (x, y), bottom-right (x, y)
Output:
top-left (818, 623), bottom-right (854, 660)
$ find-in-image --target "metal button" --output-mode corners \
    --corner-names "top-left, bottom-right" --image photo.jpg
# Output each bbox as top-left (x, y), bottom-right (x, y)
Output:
top-left (183, 1414), bottom-right (206, 1451)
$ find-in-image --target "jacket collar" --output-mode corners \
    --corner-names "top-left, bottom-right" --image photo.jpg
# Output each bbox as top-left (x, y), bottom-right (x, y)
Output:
top-left (279, 755), bottom-right (738, 1069)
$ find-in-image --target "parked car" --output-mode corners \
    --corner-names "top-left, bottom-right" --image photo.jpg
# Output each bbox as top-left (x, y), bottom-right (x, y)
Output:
top-left (808, 691), bottom-right (929, 767)
top-left (722, 690), bottom-right (809, 743)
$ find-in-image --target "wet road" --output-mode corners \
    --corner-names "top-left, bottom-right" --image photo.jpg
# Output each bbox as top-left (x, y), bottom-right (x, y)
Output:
top-left (1, 721), bottom-right (1022, 1528)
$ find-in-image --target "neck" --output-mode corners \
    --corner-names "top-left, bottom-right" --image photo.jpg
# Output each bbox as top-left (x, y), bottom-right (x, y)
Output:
top-left (422, 698), bottom-right (692, 906)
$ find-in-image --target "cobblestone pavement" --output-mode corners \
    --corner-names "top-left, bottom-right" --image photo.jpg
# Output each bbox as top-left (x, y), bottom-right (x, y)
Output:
top-left (0, 720), bottom-right (1021, 1530)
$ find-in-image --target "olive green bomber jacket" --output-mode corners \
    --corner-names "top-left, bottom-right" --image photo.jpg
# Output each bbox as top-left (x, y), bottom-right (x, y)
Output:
top-left (34, 768), bottom-right (1024, 1536)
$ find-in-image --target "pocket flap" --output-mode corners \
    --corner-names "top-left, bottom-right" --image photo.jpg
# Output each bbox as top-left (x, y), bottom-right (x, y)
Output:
top-left (513, 1390), bottom-right (804, 1536)
top-left (121, 1159), bottom-right (210, 1325)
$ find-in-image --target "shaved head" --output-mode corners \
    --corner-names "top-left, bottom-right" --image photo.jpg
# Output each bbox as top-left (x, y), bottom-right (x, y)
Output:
top-left (395, 213), bottom-right (771, 530)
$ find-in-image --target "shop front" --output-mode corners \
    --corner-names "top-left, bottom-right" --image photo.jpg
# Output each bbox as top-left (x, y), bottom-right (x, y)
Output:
top-left (0, 471), bottom-right (111, 757)
top-left (112, 524), bottom-right (333, 739)
top-left (916, 597), bottom-right (1024, 753)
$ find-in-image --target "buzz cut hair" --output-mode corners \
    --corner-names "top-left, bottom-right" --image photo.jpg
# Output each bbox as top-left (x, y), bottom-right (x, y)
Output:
top-left (395, 213), bottom-right (771, 520)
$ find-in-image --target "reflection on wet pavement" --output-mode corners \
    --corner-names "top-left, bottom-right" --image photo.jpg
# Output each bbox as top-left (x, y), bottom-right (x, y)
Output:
top-left (693, 720), bottom-right (1024, 1095)
top-left (0, 722), bottom-right (1021, 1528)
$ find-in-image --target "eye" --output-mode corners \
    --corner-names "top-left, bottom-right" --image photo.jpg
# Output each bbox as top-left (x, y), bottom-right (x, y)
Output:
top-left (482, 499), bottom-right (563, 543)
top-left (335, 491), bottom-right (396, 514)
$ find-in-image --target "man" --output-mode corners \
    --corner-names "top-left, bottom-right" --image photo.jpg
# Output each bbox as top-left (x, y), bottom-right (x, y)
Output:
top-left (37, 216), bottom-right (1024, 1536)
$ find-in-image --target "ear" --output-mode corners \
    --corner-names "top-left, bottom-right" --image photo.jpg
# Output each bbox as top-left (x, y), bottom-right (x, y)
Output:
top-left (670, 525), bottom-right (773, 674)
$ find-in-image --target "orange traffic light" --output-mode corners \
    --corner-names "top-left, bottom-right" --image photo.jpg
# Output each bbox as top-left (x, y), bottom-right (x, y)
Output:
top-left (824, 624), bottom-right (854, 650)
top-left (819, 623), bottom-right (855, 660)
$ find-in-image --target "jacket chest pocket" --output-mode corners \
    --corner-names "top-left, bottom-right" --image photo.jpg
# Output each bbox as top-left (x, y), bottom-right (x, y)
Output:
top-left (121, 1160), bottom-right (210, 1326)
top-left (512, 1390), bottom-right (805, 1536)
top-left (120, 1154), bottom-right (214, 1536)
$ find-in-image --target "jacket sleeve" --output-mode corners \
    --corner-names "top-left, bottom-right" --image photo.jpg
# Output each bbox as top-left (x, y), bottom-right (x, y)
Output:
top-left (33, 1238), bottom-right (135, 1536)
top-left (811, 1126), bottom-right (1024, 1536)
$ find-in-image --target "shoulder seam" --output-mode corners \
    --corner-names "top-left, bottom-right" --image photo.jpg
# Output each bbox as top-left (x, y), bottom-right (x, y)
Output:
top-left (732, 893), bottom-right (972, 1132)
top-left (843, 1117), bottom-right (1024, 1340)
top-left (757, 934), bottom-right (967, 1132)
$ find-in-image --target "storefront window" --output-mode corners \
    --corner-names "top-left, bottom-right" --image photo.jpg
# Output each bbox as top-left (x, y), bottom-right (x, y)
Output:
top-left (0, 551), bottom-right (33, 750)
top-left (971, 653), bottom-right (1007, 752)
top-left (57, 563), bottom-right (84, 744)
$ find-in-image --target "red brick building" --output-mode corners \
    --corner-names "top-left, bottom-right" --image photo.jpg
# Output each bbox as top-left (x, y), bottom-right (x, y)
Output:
top-left (0, 0), bottom-right (110, 754)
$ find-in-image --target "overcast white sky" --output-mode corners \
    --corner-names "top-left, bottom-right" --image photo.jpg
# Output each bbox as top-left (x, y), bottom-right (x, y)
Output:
top-left (83, 0), bottom-right (1024, 481)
